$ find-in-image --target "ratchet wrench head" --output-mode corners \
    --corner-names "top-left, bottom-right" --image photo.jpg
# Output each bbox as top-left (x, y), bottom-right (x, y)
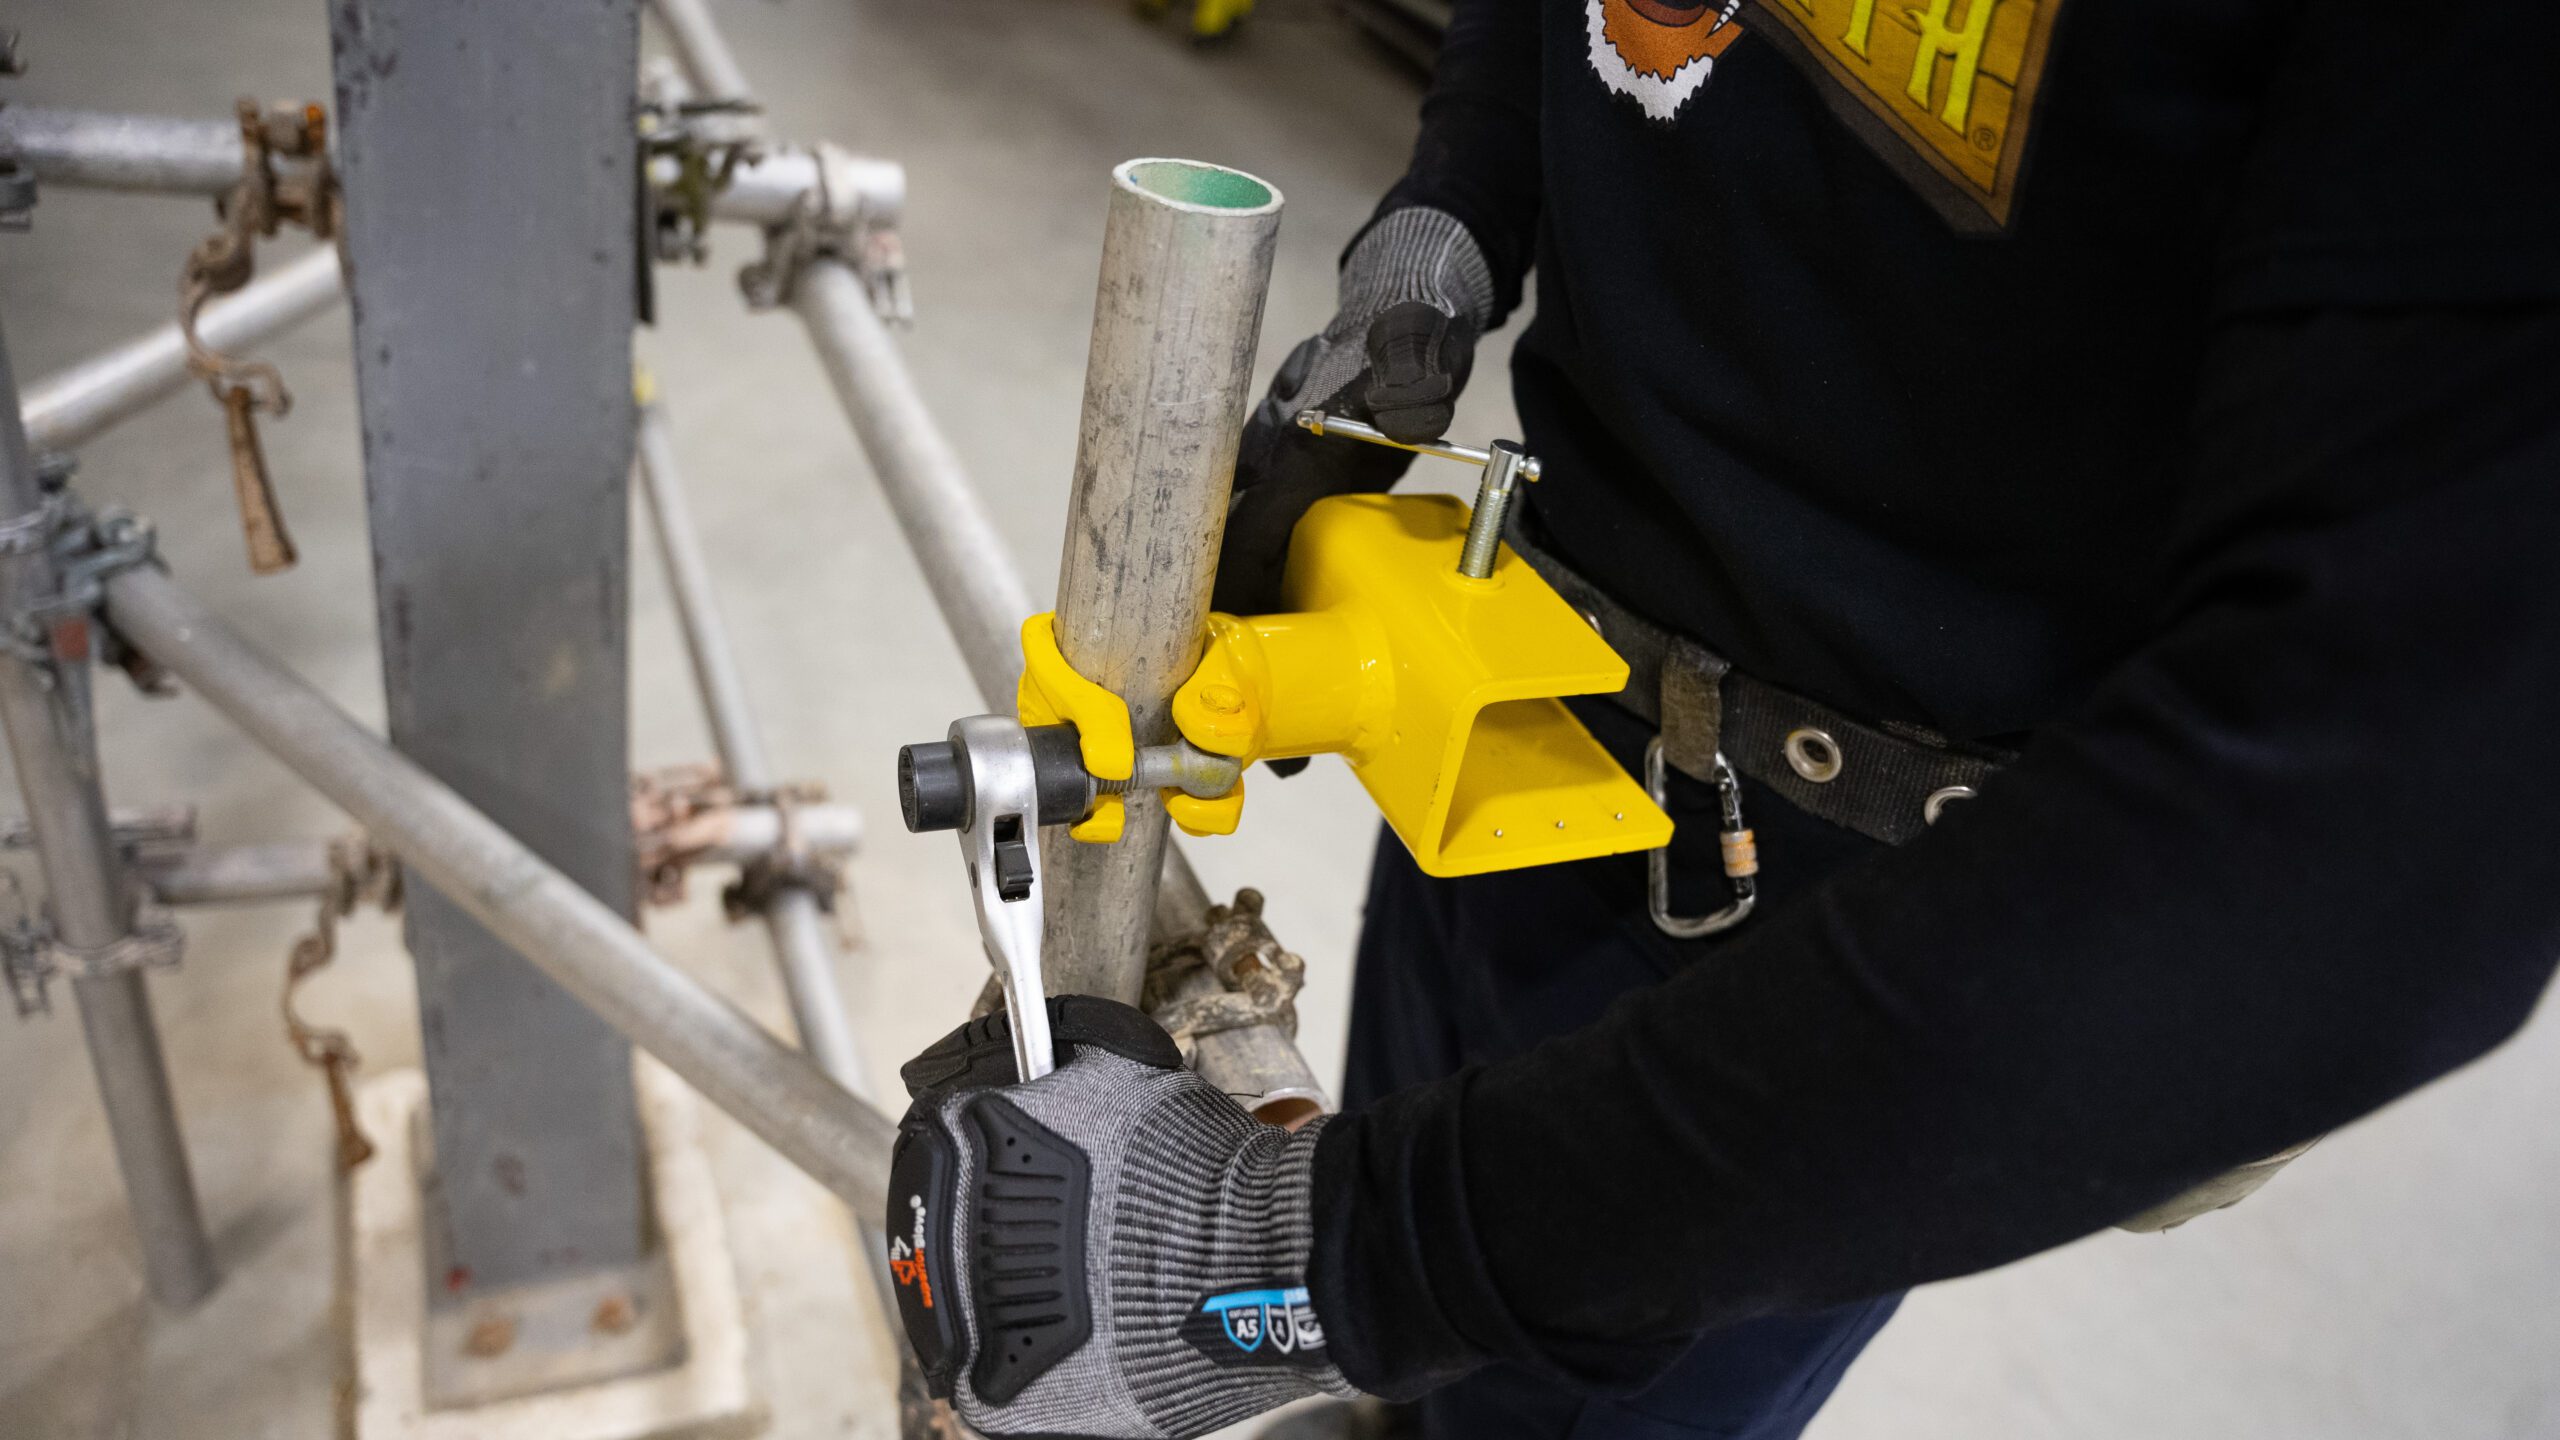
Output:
top-left (950, 716), bottom-right (1056, 1082)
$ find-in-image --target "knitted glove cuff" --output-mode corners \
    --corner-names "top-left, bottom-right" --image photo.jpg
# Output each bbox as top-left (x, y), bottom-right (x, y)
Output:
top-left (1336, 206), bottom-right (1497, 336)
top-left (1277, 208), bottom-right (1492, 421)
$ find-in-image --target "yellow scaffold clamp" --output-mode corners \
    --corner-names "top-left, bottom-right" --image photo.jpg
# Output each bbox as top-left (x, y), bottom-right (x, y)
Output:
top-left (1021, 414), bottom-right (1672, 877)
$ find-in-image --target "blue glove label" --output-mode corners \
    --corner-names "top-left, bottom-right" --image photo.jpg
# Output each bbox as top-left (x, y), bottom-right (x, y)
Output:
top-left (1184, 1284), bottom-right (1329, 1368)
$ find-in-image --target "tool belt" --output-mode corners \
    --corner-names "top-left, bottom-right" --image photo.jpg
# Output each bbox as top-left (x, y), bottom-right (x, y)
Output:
top-left (1513, 532), bottom-right (2016, 847)
top-left (1517, 530), bottom-right (2313, 1232)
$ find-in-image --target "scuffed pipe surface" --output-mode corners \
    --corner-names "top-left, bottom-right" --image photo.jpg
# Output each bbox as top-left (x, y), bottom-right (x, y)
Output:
top-left (0, 106), bottom-right (244, 196)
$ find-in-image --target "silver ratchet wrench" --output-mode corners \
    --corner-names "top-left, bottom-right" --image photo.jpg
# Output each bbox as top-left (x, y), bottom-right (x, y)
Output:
top-left (947, 715), bottom-right (1057, 1082)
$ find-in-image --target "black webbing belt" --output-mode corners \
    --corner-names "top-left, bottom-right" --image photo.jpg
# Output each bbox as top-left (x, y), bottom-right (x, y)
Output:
top-left (1513, 535), bottom-right (2015, 848)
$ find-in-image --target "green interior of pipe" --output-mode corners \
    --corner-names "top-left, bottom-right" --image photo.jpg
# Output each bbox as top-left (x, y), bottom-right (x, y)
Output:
top-left (1126, 161), bottom-right (1274, 211)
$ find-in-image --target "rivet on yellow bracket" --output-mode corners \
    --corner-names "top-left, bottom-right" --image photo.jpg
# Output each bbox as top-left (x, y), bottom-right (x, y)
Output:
top-left (1172, 493), bottom-right (1673, 877)
top-left (1017, 614), bottom-right (1131, 843)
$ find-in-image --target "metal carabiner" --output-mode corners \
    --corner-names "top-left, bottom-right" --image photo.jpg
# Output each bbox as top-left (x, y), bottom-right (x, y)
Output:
top-left (1645, 736), bottom-right (1757, 940)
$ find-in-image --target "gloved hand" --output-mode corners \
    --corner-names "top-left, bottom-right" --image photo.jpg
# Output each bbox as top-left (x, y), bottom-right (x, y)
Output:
top-left (1214, 206), bottom-right (1497, 617)
top-left (885, 996), bottom-right (1358, 1439)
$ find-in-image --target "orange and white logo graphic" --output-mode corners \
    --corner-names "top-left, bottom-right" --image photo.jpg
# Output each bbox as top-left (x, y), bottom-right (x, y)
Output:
top-left (1586, 0), bottom-right (1747, 122)
top-left (889, 1192), bottom-right (934, 1308)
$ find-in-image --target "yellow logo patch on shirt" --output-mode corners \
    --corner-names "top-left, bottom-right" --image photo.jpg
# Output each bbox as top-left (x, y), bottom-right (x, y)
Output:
top-left (1750, 0), bottom-right (2067, 229)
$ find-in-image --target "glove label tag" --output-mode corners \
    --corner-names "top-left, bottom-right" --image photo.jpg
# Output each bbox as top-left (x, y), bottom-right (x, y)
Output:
top-left (1183, 1283), bottom-right (1330, 1369)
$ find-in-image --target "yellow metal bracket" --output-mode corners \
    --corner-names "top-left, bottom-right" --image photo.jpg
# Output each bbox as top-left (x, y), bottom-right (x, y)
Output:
top-left (1173, 493), bottom-right (1672, 877)
top-left (1017, 495), bottom-right (1672, 872)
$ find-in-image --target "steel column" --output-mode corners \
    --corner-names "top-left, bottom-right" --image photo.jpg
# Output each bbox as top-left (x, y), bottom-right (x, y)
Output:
top-left (1041, 160), bottom-right (1282, 1004)
top-left (0, 320), bottom-right (217, 1307)
top-left (327, 0), bottom-right (654, 1357)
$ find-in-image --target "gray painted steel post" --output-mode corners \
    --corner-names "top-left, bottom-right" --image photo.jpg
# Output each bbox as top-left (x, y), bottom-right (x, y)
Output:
top-left (1041, 160), bottom-right (1282, 1005)
top-left (99, 565), bottom-right (898, 1212)
top-left (0, 321), bottom-right (218, 1308)
top-left (328, 0), bottom-right (655, 1332)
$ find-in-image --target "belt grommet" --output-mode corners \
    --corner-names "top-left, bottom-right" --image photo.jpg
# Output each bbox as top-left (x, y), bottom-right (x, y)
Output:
top-left (1924, 785), bottom-right (1976, 825)
top-left (1783, 727), bottom-right (1842, 783)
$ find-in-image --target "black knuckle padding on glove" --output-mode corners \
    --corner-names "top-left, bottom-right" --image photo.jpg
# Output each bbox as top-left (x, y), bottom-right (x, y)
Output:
top-left (1360, 299), bottom-right (1472, 443)
top-left (897, 994), bottom-right (1183, 1097)
top-left (889, 998), bottom-right (1173, 1407)
top-left (884, 995), bottom-right (1354, 1438)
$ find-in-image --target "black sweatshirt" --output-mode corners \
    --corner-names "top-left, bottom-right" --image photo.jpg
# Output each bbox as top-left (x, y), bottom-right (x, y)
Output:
top-left (1303, 0), bottom-right (2560, 1401)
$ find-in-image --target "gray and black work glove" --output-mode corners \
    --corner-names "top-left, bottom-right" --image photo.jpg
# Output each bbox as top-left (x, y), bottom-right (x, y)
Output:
top-left (885, 996), bottom-right (1358, 1439)
top-left (1214, 206), bottom-right (1497, 617)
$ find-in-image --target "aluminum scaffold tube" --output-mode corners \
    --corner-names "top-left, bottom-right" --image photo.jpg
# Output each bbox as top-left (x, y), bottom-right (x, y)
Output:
top-left (0, 104), bottom-right (891, 234)
top-left (647, 0), bottom-right (759, 116)
top-left (790, 252), bottom-right (1331, 1119)
top-left (0, 321), bottom-right (219, 1308)
top-left (0, 106), bottom-right (244, 197)
top-left (99, 564), bottom-right (900, 1214)
top-left (634, 398), bottom-right (958, 1434)
top-left (795, 259), bottom-right (1038, 707)
top-left (20, 245), bottom-right (345, 453)
top-left (1041, 159), bottom-right (1283, 1005)
top-left (637, 400), bottom-right (868, 1087)
top-left (663, 0), bottom-right (1319, 1114)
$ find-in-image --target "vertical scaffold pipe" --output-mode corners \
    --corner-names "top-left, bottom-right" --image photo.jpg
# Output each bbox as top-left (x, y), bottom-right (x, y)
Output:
top-left (0, 321), bottom-right (218, 1307)
top-left (1041, 159), bottom-right (1282, 1005)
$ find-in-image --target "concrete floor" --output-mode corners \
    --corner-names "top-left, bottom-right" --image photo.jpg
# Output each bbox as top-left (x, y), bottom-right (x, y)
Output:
top-left (1, 1), bottom-right (2554, 1437)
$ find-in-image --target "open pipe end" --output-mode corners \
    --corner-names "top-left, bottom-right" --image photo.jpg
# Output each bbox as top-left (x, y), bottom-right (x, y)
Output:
top-left (1113, 158), bottom-right (1282, 217)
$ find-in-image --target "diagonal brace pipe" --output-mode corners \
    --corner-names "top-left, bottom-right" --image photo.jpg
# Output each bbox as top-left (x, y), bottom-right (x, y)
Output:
top-left (100, 563), bottom-right (897, 1212)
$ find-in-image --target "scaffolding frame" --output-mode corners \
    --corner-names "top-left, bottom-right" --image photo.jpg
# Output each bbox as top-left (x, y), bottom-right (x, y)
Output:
top-left (0, 0), bottom-right (1323, 1427)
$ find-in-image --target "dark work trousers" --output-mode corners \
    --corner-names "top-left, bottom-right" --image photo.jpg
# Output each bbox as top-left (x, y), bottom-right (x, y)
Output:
top-left (1340, 698), bottom-right (1902, 1440)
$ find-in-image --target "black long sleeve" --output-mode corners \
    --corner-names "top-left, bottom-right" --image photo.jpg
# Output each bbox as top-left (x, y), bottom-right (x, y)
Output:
top-left (1302, 0), bottom-right (2560, 1400)
top-left (1370, 0), bottom-right (1542, 324)
top-left (1308, 296), bottom-right (2560, 1398)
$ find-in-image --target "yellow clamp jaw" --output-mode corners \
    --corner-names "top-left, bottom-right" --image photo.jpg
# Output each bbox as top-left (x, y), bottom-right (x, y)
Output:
top-left (1017, 613), bottom-right (1140, 843)
top-left (1017, 611), bottom-right (1248, 841)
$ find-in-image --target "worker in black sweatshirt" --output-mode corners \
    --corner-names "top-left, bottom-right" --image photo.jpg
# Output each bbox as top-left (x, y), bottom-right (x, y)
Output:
top-left (879, 3), bottom-right (2560, 1436)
